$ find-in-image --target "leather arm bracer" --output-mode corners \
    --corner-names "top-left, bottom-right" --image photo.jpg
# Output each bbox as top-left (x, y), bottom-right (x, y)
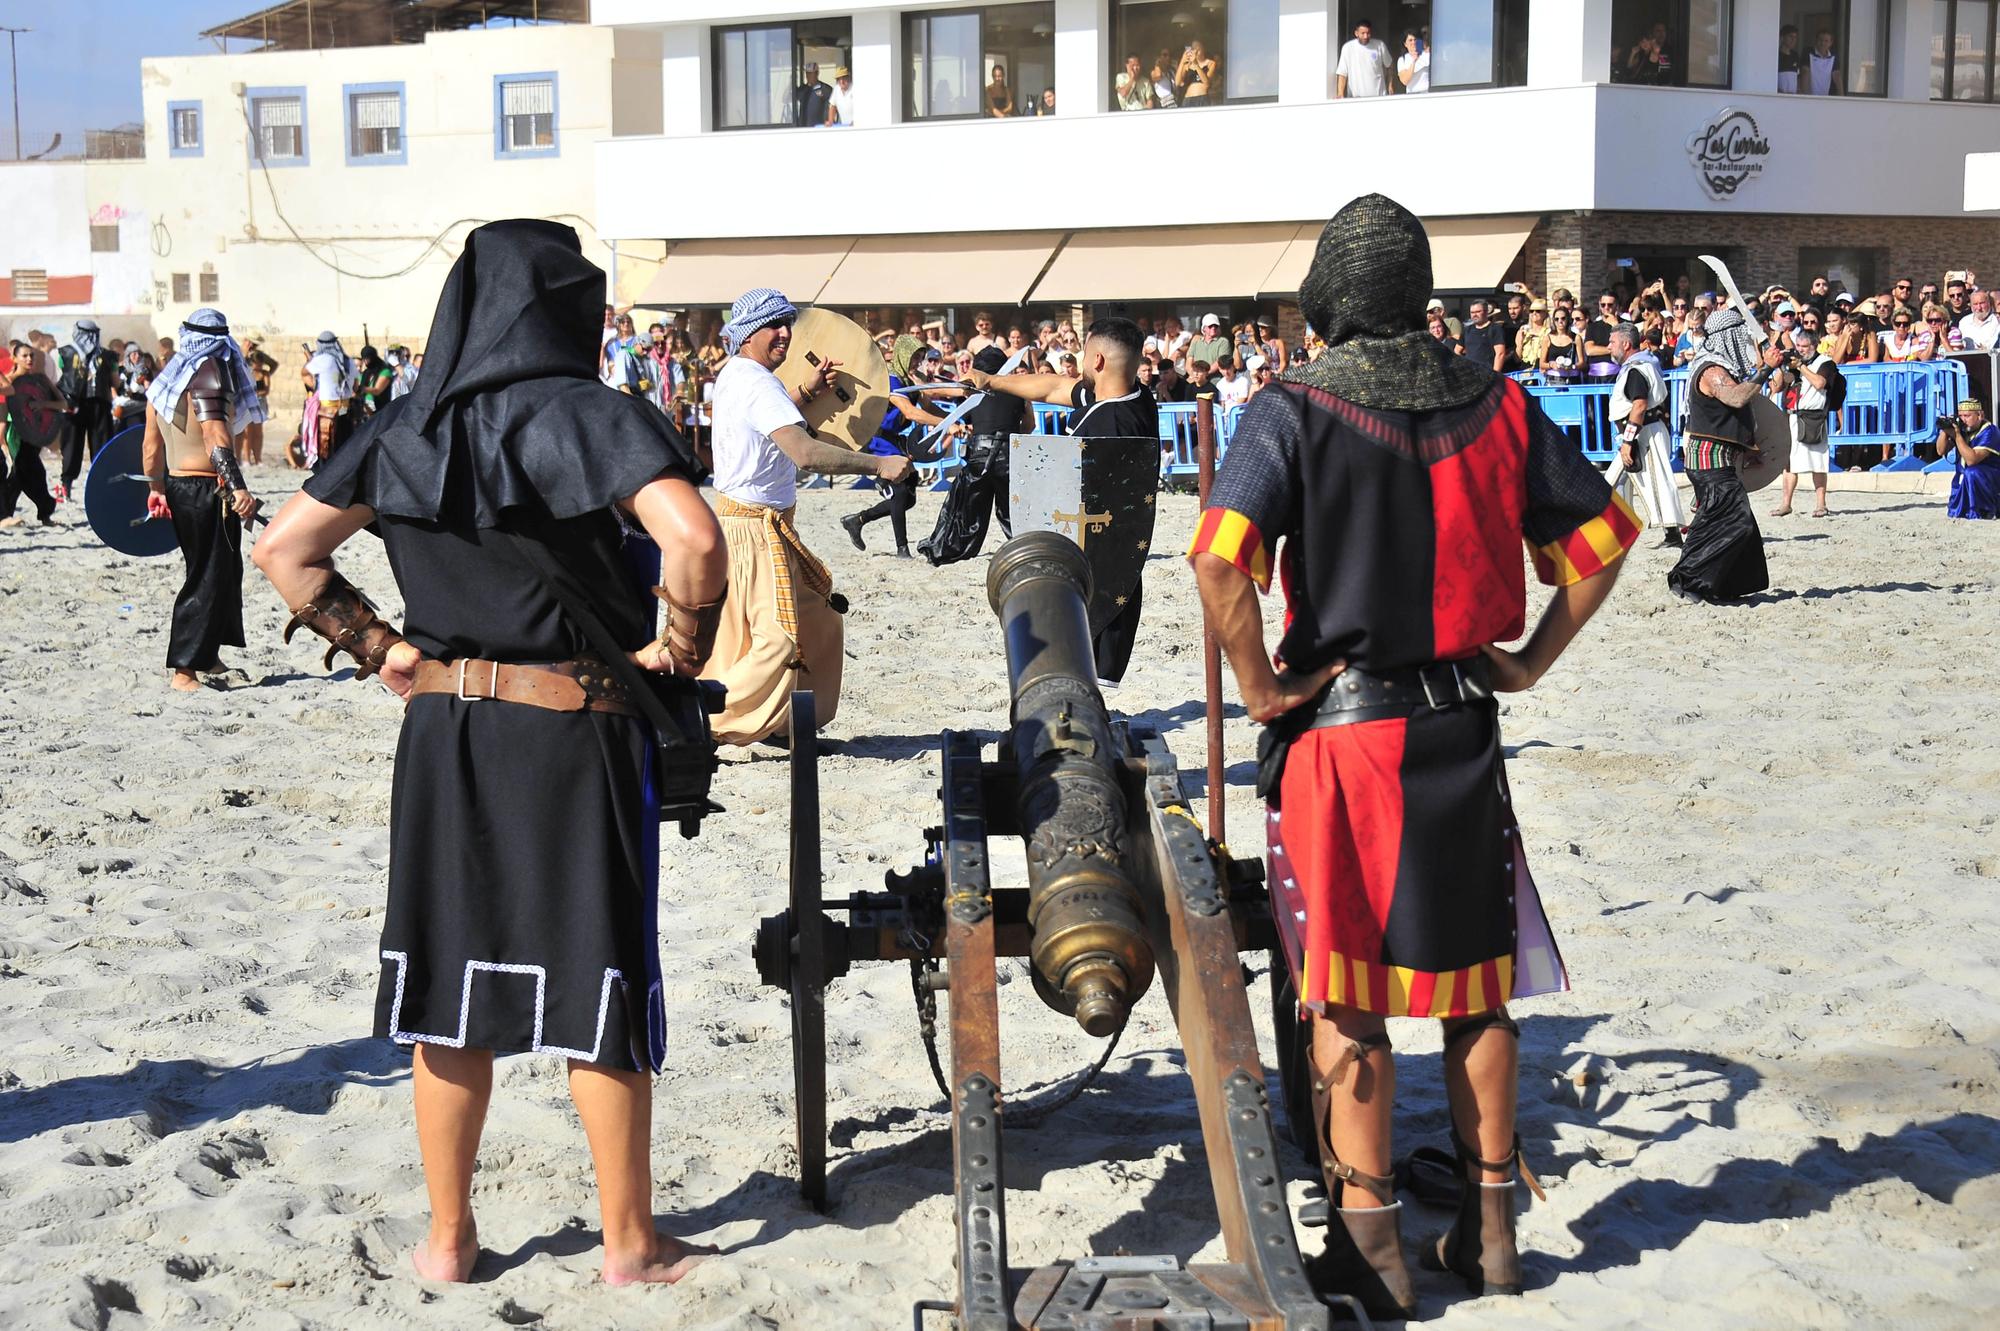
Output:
top-left (283, 570), bottom-right (407, 680)
top-left (652, 586), bottom-right (723, 676)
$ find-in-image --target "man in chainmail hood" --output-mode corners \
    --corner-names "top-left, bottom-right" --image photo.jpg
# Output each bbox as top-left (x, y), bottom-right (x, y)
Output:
top-left (1670, 303), bottom-right (1785, 602)
top-left (1190, 194), bottom-right (1640, 1318)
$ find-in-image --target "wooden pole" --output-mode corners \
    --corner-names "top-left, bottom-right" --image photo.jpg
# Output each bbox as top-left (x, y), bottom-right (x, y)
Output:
top-left (1195, 394), bottom-right (1225, 845)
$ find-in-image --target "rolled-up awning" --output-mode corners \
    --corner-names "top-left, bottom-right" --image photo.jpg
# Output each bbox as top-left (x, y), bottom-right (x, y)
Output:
top-left (633, 236), bottom-right (856, 309)
top-left (816, 231), bottom-right (1066, 308)
top-left (1028, 223), bottom-right (1305, 303)
top-left (1259, 215), bottom-right (1542, 297)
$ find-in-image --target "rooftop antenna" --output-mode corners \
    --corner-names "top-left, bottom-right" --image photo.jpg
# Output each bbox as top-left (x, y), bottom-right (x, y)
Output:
top-left (0, 26), bottom-right (28, 160)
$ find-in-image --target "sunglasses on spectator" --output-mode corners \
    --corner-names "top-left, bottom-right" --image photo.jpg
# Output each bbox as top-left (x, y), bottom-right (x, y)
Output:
top-left (1927, 316), bottom-right (1948, 324)
top-left (1893, 319), bottom-right (1912, 328)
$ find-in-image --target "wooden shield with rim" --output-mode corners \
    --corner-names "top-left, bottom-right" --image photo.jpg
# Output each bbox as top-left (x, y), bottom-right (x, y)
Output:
top-left (769, 308), bottom-right (890, 452)
top-left (1738, 393), bottom-right (1791, 491)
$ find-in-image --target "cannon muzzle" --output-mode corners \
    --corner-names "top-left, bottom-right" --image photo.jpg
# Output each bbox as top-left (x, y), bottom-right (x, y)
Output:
top-left (987, 533), bottom-right (1155, 1036)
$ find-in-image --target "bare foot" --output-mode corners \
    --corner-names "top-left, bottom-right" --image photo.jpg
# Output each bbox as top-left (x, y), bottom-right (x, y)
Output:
top-left (168, 670), bottom-right (202, 693)
top-left (602, 1232), bottom-right (718, 1286)
top-left (411, 1229), bottom-right (479, 1283)
top-left (1769, 506), bottom-right (1792, 517)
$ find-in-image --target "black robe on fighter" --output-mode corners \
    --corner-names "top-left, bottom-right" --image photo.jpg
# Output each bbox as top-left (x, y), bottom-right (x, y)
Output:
top-left (300, 220), bottom-right (701, 1073)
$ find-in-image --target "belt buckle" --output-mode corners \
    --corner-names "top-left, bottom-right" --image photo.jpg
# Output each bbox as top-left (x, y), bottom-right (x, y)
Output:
top-left (1420, 666), bottom-right (1445, 709)
top-left (455, 659), bottom-right (498, 702)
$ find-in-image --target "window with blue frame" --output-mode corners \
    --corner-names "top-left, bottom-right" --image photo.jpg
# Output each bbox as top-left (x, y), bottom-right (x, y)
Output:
top-left (167, 101), bottom-right (202, 157)
top-left (345, 82), bottom-right (407, 165)
top-left (494, 73), bottom-right (558, 157)
top-left (247, 87), bottom-right (308, 166)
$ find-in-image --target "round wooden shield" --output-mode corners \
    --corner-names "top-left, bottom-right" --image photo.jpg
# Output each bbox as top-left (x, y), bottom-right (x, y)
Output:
top-left (7, 374), bottom-right (68, 448)
top-left (1738, 394), bottom-right (1791, 492)
top-left (769, 308), bottom-right (890, 452)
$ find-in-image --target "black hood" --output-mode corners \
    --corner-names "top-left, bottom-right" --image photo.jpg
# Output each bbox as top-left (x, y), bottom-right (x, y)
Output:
top-left (304, 219), bottom-right (697, 528)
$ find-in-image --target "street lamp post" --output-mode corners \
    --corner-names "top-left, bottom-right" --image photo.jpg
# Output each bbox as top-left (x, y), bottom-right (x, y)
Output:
top-left (0, 26), bottom-right (26, 161)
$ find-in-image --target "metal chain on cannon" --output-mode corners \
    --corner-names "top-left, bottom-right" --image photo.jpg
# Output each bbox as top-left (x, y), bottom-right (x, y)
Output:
top-left (906, 947), bottom-right (1127, 1127)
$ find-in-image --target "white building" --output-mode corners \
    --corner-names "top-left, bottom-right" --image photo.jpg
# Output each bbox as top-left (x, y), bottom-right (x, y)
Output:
top-left (0, 2), bottom-right (664, 359)
top-left (593, 0), bottom-right (2000, 335)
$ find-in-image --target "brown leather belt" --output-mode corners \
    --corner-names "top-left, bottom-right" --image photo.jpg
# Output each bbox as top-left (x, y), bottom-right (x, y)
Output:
top-left (408, 656), bottom-right (639, 716)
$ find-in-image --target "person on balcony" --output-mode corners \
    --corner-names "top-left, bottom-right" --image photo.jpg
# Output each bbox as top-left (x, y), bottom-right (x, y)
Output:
top-left (1397, 32), bottom-right (1430, 92)
top-left (1805, 30), bottom-right (1843, 95)
top-left (985, 63), bottom-right (1015, 118)
top-left (1176, 38), bottom-right (1218, 106)
top-left (1336, 19), bottom-right (1391, 98)
top-left (1777, 24), bottom-right (1803, 93)
top-left (1116, 54), bottom-right (1154, 109)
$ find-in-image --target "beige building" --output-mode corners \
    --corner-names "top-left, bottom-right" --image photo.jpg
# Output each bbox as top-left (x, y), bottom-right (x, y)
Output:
top-left (0, 2), bottom-right (662, 390)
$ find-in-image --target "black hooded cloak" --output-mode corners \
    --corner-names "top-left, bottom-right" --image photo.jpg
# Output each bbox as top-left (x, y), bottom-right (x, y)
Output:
top-left (310, 220), bottom-right (697, 1073)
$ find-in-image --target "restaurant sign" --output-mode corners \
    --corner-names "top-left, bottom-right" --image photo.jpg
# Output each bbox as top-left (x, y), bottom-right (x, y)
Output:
top-left (1687, 108), bottom-right (1770, 200)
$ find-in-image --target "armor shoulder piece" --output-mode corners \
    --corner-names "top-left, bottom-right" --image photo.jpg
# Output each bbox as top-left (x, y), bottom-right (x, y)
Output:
top-left (188, 355), bottom-right (233, 422)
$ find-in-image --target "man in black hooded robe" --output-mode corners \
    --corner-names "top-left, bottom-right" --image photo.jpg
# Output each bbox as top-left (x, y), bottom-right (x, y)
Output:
top-left (253, 220), bottom-right (727, 1288)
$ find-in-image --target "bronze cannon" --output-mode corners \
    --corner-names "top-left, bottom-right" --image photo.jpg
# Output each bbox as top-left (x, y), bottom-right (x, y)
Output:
top-left (753, 531), bottom-right (1355, 1330)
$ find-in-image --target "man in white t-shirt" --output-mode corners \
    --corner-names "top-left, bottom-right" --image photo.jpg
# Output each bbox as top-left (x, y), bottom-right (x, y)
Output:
top-left (1958, 289), bottom-right (2000, 351)
top-left (1215, 357), bottom-right (1250, 408)
top-left (1335, 20), bottom-right (1391, 98)
top-left (826, 67), bottom-right (855, 126)
top-left (702, 287), bottom-right (911, 745)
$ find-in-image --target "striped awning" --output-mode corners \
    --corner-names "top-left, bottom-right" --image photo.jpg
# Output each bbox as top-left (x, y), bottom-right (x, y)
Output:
top-left (502, 79), bottom-right (554, 116)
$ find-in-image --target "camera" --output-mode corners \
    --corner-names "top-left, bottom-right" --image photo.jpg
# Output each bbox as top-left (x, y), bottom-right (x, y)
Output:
top-left (1938, 413), bottom-right (1962, 434)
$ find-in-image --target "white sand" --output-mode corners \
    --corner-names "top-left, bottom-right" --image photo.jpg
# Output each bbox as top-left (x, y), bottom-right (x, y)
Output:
top-left (1, 472), bottom-right (1996, 1330)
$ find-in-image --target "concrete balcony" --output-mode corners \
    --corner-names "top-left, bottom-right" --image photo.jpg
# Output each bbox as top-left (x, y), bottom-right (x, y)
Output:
top-left (596, 83), bottom-right (2000, 242)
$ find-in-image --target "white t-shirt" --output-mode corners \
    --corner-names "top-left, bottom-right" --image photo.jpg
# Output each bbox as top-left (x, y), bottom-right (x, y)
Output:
top-left (712, 356), bottom-right (805, 509)
top-left (1959, 311), bottom-right (2000, 351)
top-left (1806, 51), bottom-right (1838, 96)
top-left (827, 85), bottom-right (854, 126)
top-left (306, 350), bottom-right (352, 402)
top-left (1217, 372), bottom-right (1250, 408)
top-left (1397, 48), bottom-right (1431, 93)
top-left (1337, 38), bottom-right (1390, 97)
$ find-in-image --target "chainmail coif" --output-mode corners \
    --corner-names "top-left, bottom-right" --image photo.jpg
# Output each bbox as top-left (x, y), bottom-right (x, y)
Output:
top-left (1283, 193), bottom-right (1496, 412)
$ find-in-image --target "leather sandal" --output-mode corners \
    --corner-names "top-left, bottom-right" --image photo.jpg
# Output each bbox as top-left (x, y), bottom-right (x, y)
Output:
top-left (1305, 1034), bottom-right (1418, 1321)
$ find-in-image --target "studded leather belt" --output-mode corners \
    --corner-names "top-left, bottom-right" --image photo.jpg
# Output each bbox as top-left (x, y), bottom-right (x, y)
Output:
top-left (407, 656), bottom-right (639, 716)
top-left (1300, 656), bottom-right (1494, 731)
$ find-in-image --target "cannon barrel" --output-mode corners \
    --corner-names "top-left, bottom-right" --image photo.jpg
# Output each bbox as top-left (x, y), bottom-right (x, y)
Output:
top-left (986, 533), bottom-right (1156, 1037)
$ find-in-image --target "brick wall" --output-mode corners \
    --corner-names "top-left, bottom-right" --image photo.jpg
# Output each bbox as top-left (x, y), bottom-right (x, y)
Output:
top-left (1523, 211), bottom-right (2000, 301)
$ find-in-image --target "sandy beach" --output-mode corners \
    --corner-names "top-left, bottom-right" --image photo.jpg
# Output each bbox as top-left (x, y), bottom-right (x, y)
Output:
top-left (1, 471), bottom-right (1996, 1330)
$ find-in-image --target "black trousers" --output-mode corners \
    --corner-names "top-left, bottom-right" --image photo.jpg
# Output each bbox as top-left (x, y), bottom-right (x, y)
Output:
top-left (65, 398), bottom-right (112, 490)
top-left (919, 434), bottom-right (1012, 566)
top-left (855, 471), bottom-right (920, 549)
top-left (1, 441), bottom-right (56, 522)
top-left (165, 475), bottom-right (246, 670)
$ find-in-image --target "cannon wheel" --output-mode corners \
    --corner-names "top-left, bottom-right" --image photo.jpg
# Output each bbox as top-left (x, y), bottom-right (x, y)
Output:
top-left (1269, 949), bottom-right (1315, 1159)
top-left (787, 692), bottom-right (830, 1210)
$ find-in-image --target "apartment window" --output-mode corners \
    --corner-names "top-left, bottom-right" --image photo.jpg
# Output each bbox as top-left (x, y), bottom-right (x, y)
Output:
top-left (907, 4), bottom-right (1055, 120)
top-left (345, 83), bottom-right (407, 165)
top-left (715, 19), bottom-right (853, 128)
top-left (1109, 1), bottom-right (1278, 109)
top-left (1611, 1), bottom-right (1733, 88)
top-left (1778, 1), bottom-right (1889, 95)
top-left (495, 73), bottom-right (558, 157)
top-left (1799, 247), bottom-right (1882, 299)
top-left (1934, 0), bottom-right (1997, 101)
top-left (247, 87), bottom-right (308, 166)
top-left (1344, 1), bottom-right (1532, 89)
top-left (10, 270), bottom-right (48, 302)
top-left (90, 224), bottom-right (120, 252)
top-left (167, 100), bottom-right (202, 157)
top-left (172, 273), bottom-right (192, 303)
top-left (200, 272), bottom-right (220, 303)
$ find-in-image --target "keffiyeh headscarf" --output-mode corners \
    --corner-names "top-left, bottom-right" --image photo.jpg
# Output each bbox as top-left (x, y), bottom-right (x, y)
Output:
top-left (308, 330), bottom-right (358, 399)
top-left (889, 333), bottom-right (926, 382)
top-left (71, 319), bottom-right (102, 361)
top-left (1282, 193), bottom-right (1492, 411)
top-left (722, 287), bottom-right (797, 354)
top-left (1687, 307), bottom-right (1763, 385)
top-left (145, 307), bottom-right (268, 436)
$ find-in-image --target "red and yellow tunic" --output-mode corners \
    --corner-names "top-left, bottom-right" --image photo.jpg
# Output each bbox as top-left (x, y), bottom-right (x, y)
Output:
top-left (1189, 377), bottom-right (1638, 1017)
